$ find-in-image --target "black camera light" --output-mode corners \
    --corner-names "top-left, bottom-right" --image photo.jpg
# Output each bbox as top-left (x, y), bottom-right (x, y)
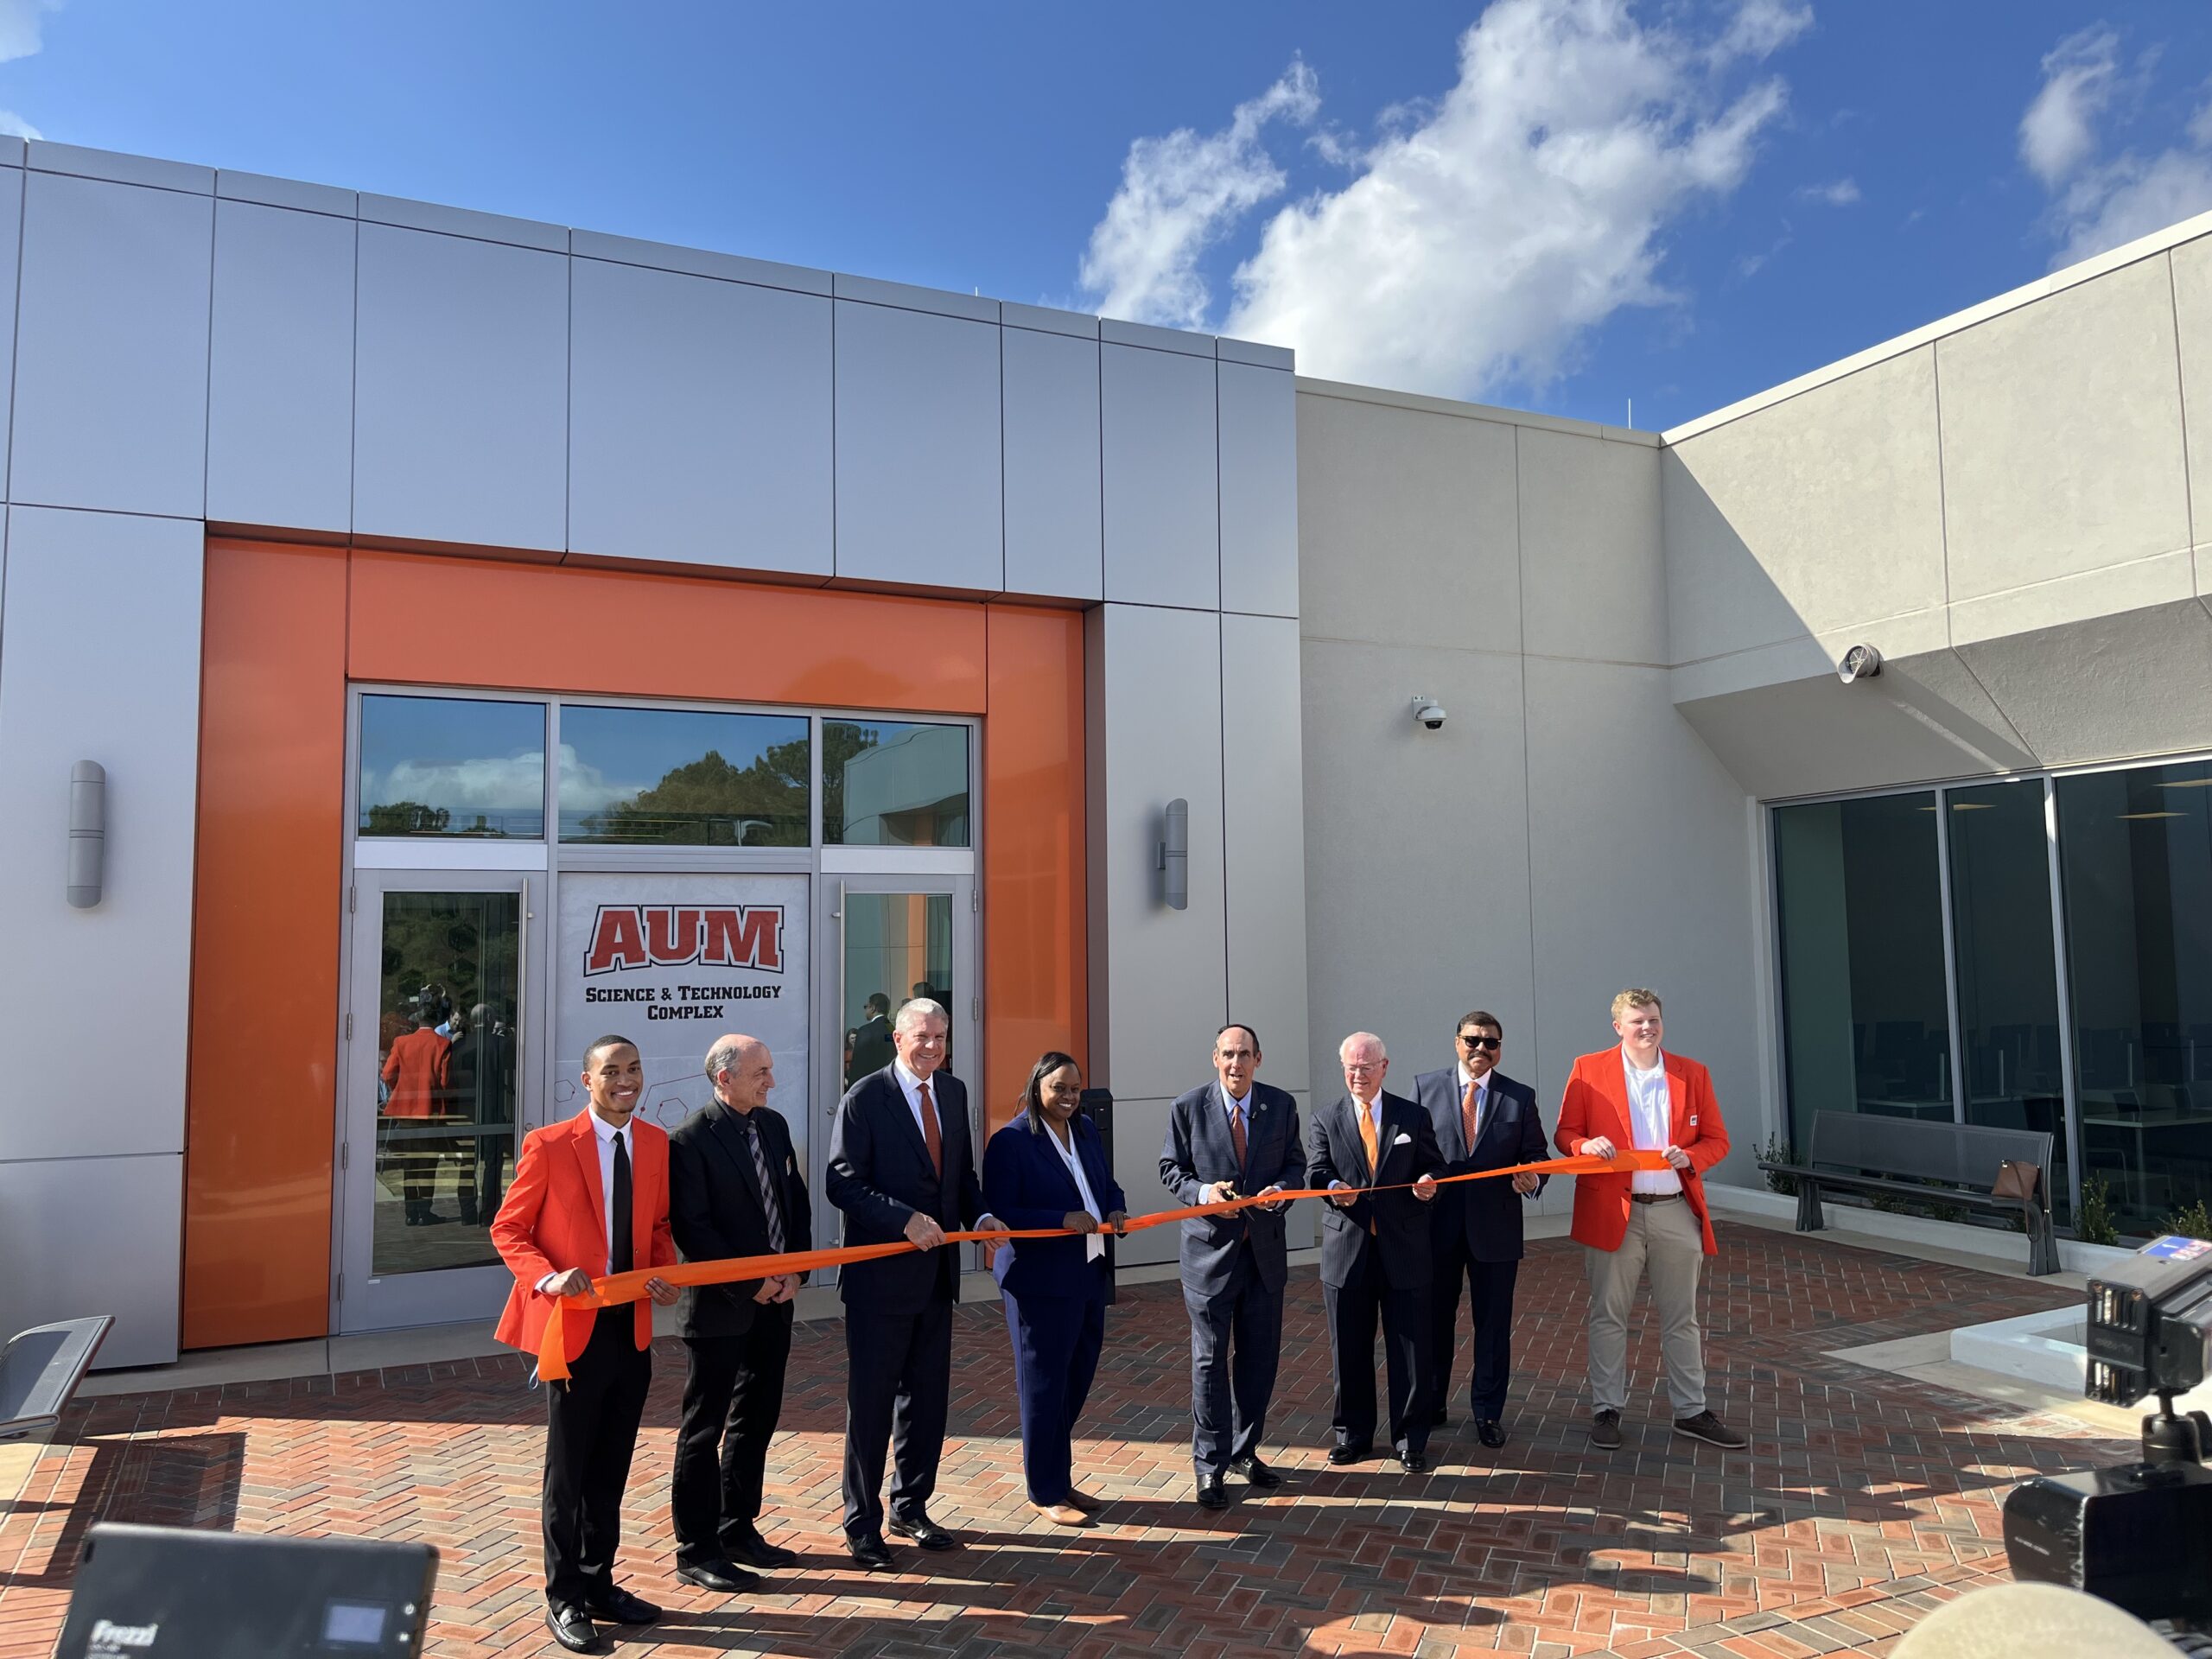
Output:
top-left (2004, 1234), bottom-right (2212, 1622)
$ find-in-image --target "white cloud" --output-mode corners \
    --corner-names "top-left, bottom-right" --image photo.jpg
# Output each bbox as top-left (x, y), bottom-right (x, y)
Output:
top-left (2020, 23), bottom-right (2212, 268)
top-left (365, 744), bottom-right (645, 822)
top-left (1077, 60), bottom-right (1319, 329)
top-left (0, 0), bottom-right (58, 138)
top-left (1214, 0), bottom-right (1809, 398)
top-left (1796, 177), bottom-right (1859, 205)
top-left (2019, 28), bottom-right (2120, 187)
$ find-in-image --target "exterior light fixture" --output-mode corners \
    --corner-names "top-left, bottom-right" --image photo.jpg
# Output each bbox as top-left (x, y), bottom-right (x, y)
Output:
top-left (1158, 798), bottom-right (1189, 911)
top-left (68, 760), bottom-right (105, 909)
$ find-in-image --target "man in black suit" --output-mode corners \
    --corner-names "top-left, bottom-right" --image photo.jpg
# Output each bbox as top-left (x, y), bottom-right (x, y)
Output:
top-left (1309, 1031), bottom-right (1444, 1472)
top-left (1159, 1023), bottom-right (1301, 1510)
top-left (667, 1034), bottom-right (814, 1594)
top-left (844, 993), bottom-right (893, 1086)
top-left (1414, 1011), bottom-right (1548, 1451)
top-left (825, 998), bottom-right (998, 1568)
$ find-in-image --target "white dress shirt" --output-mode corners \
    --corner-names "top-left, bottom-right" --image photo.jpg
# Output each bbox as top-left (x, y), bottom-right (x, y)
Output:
top-left (891, 1059), bottom-right (998, 1230)
top-left (1622, 1051), bottom-right (1683, 1195)
top-left (537, 1108), bottom-right (634, 1291)
top-left (1332, 1092), bottom-right (1387, 1189)
top-left (1046, 1120), bottom-right (1107, 1261)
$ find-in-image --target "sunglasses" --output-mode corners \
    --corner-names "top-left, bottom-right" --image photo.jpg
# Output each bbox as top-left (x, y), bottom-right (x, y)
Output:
top-left (1458, 1034), bottom-right (1501, 1052)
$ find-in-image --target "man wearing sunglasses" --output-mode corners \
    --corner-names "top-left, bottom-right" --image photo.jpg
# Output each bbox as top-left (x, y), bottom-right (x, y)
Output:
top-left (1413, 1013), bottom-right (1548, 1451)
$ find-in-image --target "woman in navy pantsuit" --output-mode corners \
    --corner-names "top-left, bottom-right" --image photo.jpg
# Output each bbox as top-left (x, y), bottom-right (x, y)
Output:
top-left (982, 1052), bottom-right (1128, 1526)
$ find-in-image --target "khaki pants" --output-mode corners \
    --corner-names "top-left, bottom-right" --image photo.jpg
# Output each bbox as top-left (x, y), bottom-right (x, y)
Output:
top-left (1585, 1197), bottom-right (1706, 1415)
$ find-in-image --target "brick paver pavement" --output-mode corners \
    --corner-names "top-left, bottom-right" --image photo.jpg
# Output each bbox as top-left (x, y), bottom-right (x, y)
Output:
top-left (0, 1230), bottom-right (2130, 1658)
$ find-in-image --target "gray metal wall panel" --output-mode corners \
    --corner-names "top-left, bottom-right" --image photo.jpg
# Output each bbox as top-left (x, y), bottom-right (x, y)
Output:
top-left (1103, 345), bottom-right (1218, 608)
top-left (1093, 603), bottom-right (1227, 1102)
top-left (1001, 325), bottom-right (1102, 601)
top-left (1217, 363), bottom-right (1299, 619)
top-left (0, 168), bottom-right (20, 501)
top-left (1222, 613), bottom-right (1311, 1093)
top-left (569, 257), bottom-right (833, 575)
top-left (0, 1153), bottom-right (182, 1368)
top-left (833, 300), bottom-right (1004, 592)
top-left (353, 222), bottom-right (569, 552)
top-left (0, 507), bottom-right (201, 1164)
top-left (11, 172), bottom-right (211, 518)
top-left (207, 200), bottom-right (356, 534)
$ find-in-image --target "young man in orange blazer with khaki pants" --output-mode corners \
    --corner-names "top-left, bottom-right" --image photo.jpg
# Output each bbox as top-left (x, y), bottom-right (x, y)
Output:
top-left (1555, 989), bottom-right (1747, 1453)
top-left (493, 1034), bottom-right (682, 1655)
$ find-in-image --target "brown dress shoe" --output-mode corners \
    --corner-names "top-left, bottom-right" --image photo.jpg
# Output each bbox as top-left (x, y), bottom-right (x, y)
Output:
top-left (1033, 1501), bottom-right (1092, 1527)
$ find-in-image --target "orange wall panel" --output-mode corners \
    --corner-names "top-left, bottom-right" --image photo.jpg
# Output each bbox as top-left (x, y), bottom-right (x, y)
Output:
top-left (981, 606), bottom-right (1088, 1135)
top-left (348, 551), bottom-right (988, 715)
top-left (183, 541), bottom-right (349, 1348)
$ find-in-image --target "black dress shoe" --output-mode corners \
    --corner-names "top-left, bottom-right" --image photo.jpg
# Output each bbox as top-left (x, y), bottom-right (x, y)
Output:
top-left (724, 1528), bottom-right (799, 1570)
top-left (887, 1514), bottom-right (958, 1551)
top-left (1196, 1474), bottom-right (1230, 1510)
top-left (544, 1604), bottom-right (601, 1654)
top-left (1398, 1447), bottom-right (1430, 1474)
top-left (583, 1585), bottom-right (662, 1625)
top-left (1476, 1420), bottom-right (1506, 1450)
top-left (674, 1558), bottom-right (761, 1593)
top-left (849, 1534), bottom-right (893, 1570)
top-left (1226, 1453), bottom-right (1282, 1490)
top-left (1326, 1443), bottom-right (1370, 1465)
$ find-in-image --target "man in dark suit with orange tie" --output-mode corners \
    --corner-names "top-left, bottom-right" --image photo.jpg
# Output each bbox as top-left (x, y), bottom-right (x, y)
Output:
top-left (1414, 1010), bottom-right (1547, 1450)
top-left (492, 1034), bottom-right (682, 1655)
top-left (825, 998), bottom-right (1000, 1568)
top-left (1309, 1031), bottom-right (1444, 1472)
top-left (666, 1033), bottom-right (814, 1593)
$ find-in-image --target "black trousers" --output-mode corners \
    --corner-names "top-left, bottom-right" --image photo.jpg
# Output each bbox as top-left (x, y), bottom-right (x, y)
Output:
top-left (543, 1308), bottom-right (652, 1607)
top-left (671, 1305), bottom-right (794, 1566)
top-left (842, 1295), bottom-right (952, 1541)
top-left (1428, 1230), bottom-right (1522, 1421)
top-left (1003, 1286), bottom-right (1106, 1505)
top-left (1184, 1248), bottom-right (1283, 1478)
top-left (1323, 1248), bottom-right (1429, 1455)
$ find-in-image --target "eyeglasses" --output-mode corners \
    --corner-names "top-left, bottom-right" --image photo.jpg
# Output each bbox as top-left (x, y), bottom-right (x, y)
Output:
top-left (1458, 1034), bottom-right (1501, 1052)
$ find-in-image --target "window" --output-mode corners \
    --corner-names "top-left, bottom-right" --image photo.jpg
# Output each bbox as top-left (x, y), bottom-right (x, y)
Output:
top-left (823, 720), bottom-right (970, 848)
top-left (358, 696), bottom-right (546, 838)
top-left (2057, 759), bottom-right (2212, 1236)
top-left (1773, 792), bottom-right (1951, 1146)
top-left (558, 705), bottom-right (809, 846)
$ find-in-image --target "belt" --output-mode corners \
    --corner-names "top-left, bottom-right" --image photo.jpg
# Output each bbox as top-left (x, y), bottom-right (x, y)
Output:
top-left (1630, 1192), bottom-right (1682, 1205)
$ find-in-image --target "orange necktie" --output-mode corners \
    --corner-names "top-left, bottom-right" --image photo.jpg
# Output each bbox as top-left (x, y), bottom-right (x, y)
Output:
top-left (1462, 1079), bottom-right (1481, 1154)
top-left (1356, 1103), bottom-right (1380, 1234)
top-left (918, 1080), bottom-right (944, 1177)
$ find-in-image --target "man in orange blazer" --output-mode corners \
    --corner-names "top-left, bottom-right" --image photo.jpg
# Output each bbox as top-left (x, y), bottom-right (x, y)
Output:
top-left (1554, 989), bottom-right (1747, 1454)
top-left (493, 1034), bottom-right (682, 1655)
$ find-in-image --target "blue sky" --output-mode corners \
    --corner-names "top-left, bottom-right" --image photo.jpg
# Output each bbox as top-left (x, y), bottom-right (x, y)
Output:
top-left (7, 0), bottom-right (2212, 430)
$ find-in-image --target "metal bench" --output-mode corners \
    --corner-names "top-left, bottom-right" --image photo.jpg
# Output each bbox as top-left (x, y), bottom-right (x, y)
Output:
top-left (0, 1315), bottom-right (112, 1446)
top-left (1757, 1111), bottom-right (2062, 1275)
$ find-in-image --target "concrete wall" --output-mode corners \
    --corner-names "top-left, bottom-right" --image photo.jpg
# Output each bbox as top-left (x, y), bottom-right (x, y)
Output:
top-left (1665, 214), bottom-right (2212, 798)
top-left (1295, 381), bottom-right (1766, 1193)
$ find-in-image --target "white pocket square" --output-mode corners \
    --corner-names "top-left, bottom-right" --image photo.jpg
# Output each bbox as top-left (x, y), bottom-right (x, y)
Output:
top-left (1392, 1131), bottom-right (1412, 1146)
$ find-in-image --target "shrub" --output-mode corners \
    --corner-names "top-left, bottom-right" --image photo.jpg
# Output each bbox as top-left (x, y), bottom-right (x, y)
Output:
top-left (1759, 1132), bottom-right (1797, 1198)
top-left (2075, 1173), bottom-right (2120, 1247)
top-left (2163, 1196), bottom-right (2212, 1243)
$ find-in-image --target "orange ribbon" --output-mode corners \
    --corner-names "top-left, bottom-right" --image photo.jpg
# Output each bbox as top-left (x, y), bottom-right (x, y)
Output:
top-left (531, 1150), bottom-right (1670, 1380)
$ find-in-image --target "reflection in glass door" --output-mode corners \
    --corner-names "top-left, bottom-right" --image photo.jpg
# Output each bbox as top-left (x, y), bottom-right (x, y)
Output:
top-left (340, 874), bottom-right (531, 1332)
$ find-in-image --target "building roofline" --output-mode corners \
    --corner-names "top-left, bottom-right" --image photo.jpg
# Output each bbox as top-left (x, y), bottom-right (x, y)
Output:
top-left (1293, 373), bottom-right (1659, 447)
top-left (1660, 205), bottom-right (2212, 446)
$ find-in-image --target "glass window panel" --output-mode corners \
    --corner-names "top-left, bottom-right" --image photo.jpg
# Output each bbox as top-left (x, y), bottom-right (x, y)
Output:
top-left (558, 705), bottom-right (810, 846)
top-left (1947, 780), bottom-right (2069, 1217)
top-left (1774, 793), bottom-right (1952, 1149)
top-left (374, 890), bottom-right (520, 1274)
top-left (359, 695), bottom-right (546, 838)
top-left (824, 721), bottom-right (970, 848)
top-left (2057, 758), bottom-right (2212, 1238)
top-left (842, 892), bottom-right (955, 1084)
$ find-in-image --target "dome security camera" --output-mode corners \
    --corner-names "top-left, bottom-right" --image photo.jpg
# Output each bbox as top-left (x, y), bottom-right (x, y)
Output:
top-left (1411, 696), bottom-right (1447, 732)
top-left (1837, 644), bottom-right (1883, 684)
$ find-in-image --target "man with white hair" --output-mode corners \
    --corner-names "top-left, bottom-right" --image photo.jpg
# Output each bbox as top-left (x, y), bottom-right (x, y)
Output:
top-left (666, 1034), bottom-right (812, 1593)
top-left (1308, 1032), bottom-right (1444, 1472)
top-left (825, 998), bottom-right (999, 1568)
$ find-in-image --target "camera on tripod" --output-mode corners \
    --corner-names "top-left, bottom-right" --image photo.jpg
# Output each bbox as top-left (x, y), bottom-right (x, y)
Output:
top-left (2003, 1233), bottom-right (2212, 1620)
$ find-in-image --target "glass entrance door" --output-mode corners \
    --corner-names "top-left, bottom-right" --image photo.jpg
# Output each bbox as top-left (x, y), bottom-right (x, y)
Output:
top-left (816, 876), bottom-right (978, 1250)
top-left (338, 872), bottom-right (534, 1332)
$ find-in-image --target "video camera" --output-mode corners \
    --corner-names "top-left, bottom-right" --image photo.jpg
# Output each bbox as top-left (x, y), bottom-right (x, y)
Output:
top-left (2004, 1234), bottom-right (2212, 1621)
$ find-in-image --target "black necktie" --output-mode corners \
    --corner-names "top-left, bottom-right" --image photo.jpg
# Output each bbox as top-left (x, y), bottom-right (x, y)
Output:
top-left (610, 1129), bottom-right (634, 1276)
top-left (744, 1118), bottom-right (787, 1253)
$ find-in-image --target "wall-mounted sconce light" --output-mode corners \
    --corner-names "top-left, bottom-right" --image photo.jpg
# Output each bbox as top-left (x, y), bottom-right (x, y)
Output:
top-left (68, 760), bottom-right (105, 909)
top-left (1158, 798), bottom-right (1188, 911)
